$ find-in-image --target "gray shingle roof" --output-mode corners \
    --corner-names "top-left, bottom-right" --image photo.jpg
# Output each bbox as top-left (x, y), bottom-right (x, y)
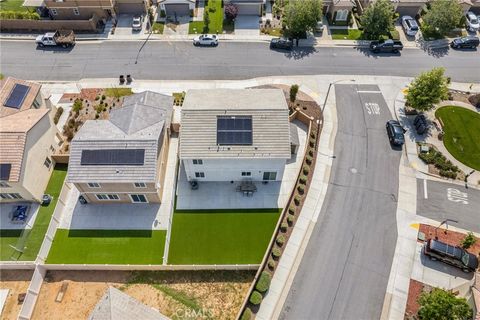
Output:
top-left (180, 89), bottom-right (291, 159)
top-left (67, 91), bottom-right (172, 183)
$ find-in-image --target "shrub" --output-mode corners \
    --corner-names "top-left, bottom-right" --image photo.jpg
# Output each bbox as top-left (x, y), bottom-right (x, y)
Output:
top-left (297, 185), bottom-right (305, 194)
top-left (240, 308), bottom-right (252, 320)
top-left (101, 94), bottom-right (106, 100)
top-left (249, 291), bottom-right (262, 305)
top-left (303, 166), bottom-right (310, 175)
top-left (272, 247), bottom-right (281, 259)
top-left (461, 232), bottom-right (476, 249)
top-left (267, 259), bottom-right (276, 270)
top-left (0, 11), bottom-right (40, 20)
top-left (53, 107), bottom-right (64, 125)
top-left (294, 195), bottom-right (301, 206)
top-left (306, 155), bottom-right (313, 165)
top-left (310, 131), bottom-right (316, 139)
top-left (256, 271), bottom-right (272, 292)
top-left (225, 3), bottom-right (238, 20)
top-left (290, 84), bottom-right (299, 102)
top-left (95, 114), bottom-right (100, 119)
top-left (72, 99), bottom-right (83, 112)
top-left (308, 149), bottom-right (314, 157)
top-left (309, 138), bottom-right (316, 147)
top-left (287, 215), bottom-right (294, 226)
top-left (95, 95), bottom-right (100, 100)
top-left (299, 175), bottom-right (307, 185)
top-left (280, 222), bottom-right (288, 232)
top-left (276, 235), bottom-right (285, 247)
top-left (439, 170), bottom-right (457, 179)
top-left (288, 206), bottom-right (295, 215)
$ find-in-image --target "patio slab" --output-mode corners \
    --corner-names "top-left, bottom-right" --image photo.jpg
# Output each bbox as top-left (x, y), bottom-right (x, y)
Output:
top-left (0, 203), bottom-right (40, 230)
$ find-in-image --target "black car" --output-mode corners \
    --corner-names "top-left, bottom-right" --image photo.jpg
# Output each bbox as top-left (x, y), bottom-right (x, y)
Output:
top-left (450, 36), bottom-right (479, 49)
top-left (270, 38), bottom-right (293, 50)
top-left (424, 239), bottom-right (479, 273)
top-left (386, 120), bottom-right (405, 145)
top-left (369, 39), bottom-right (403, 53)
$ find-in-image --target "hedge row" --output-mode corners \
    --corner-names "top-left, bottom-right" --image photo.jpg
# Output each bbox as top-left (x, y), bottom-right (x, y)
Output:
top-left (0, 11), bottom-right (40, 20)
top-left (419, 147), bottom-right (459, 179)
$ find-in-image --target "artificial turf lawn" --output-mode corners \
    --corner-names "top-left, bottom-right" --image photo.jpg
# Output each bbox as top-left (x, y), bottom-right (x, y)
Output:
top-left (0, 165), bottom-right (67, 261)
top-left (435, 106), bottom-right (480, 171)
top-left (168, 209), bottom-right (281, 265)
top-left (189, 0), bottom-right (223, 34)
top-left (0, 0), bottom-right (29, 12)
top-left (46, 229), bottom-right (166, 264)
top-left (331, 29), bottom-right (363, 40)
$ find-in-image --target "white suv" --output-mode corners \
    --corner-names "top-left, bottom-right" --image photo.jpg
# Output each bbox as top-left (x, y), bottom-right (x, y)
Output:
top-left (401, 16), bottom-right (419, 37)
top-left (466, 11), bottom-right (479, 32)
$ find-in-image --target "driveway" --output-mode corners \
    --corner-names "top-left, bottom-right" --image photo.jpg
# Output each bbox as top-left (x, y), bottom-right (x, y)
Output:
top-left (112, 14), bottom-right (147, 39)
top-left (234, 16), bottom-right (260, 36)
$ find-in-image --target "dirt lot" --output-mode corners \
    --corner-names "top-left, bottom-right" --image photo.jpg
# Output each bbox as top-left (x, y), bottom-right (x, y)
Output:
top-left (0, 270), bottom-right (33, 320)
top-left (32, 270), bottom-right (254, 320)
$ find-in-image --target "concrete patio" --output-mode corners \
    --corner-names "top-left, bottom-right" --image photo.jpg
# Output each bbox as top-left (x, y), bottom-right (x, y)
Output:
top-left (175, 119), bottom-right (307, 210)
top-left (0, 203), bottom-right (40, 230)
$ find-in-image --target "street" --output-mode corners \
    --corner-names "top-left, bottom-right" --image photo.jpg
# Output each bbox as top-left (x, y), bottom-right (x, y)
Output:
top-left (280, 85), bottom-right (401, 320)
top-left (417, 179), bottom-right (480, 233)
top-left (0, 40), bottom-right (479, 82)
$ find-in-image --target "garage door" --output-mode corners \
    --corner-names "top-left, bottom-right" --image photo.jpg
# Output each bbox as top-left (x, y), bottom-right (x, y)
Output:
top-left (396, 6), bottom-right (420, 17)
top-left (117, 2), bottom-right (145, 14)
top-left (165, 3), bottom-right (190, 16)
top-left (236, 4), bottom-right (260, 15)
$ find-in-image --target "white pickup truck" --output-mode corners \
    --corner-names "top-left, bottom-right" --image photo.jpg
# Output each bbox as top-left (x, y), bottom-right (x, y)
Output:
top-left (35, 30), bottom-right (75, 48)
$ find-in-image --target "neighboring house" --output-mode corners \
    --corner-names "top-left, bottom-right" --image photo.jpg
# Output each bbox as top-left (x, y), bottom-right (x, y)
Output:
top-left (114, 0), bottom-right (147, 15)
top-left (158, 0), bottom-right (195, 16)
top-left (43, 0), bottom-right (115, 20)
top-left (358, 0), bottom-right (428, 16)
top-left (323, 0), bottom-right (355, 15)
top-left (179, 89), bottom-right (291, 183)
top-left (67, 91), bottom-right (173, 204)
top-left (0, 78), bottom-right (60, 203)
top-left (225, 0), bottom-right (265, 16)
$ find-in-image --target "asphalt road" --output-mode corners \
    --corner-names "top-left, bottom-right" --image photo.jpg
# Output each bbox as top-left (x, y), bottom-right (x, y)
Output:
top-left (0, 40), bottom-right (479, 82)
top-left (417, 179), bottom-right (480, 233)
top-left (280, 85), bottom-right (401, 320)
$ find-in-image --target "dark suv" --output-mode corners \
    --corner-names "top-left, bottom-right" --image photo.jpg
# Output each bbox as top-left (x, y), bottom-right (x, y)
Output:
top-left (270, 38), bottom-right (293, 50)
top-left (386, 120), bottom-right (405, 146)
top-left (423, 239), bottom-right (478, 273)
top-left (450, 36), bottom-right (479, 49)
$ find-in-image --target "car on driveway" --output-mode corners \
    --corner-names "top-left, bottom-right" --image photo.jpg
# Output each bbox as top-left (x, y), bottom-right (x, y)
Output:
top-left (270, 37), bottom-right (293, 50)
top-left (193, 34), bottom-right (218, 46)
top-left (386, 120), bottom-right (405, 146)
top-left (450, 36), bottom-right (480, 49)
top-left (423, 239), bottom-right (478, 273)
top-left (465, 11), bottom-right (480, 32)
top-left (132, 16), bottom-right (143, 31)
top-left (401, 16), bottom-right (419, 37)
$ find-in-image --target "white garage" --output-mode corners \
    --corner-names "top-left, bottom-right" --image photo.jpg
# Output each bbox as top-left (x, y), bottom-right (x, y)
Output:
top-left (159, 0), bottom-right (195, 17)
top-left (227, 0), bottom-right (264, 16)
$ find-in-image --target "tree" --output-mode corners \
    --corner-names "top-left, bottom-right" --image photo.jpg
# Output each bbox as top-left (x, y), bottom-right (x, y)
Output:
top-left (361, 0), bottom-right (394, 40)
top-left (283, 0), bottom-right (323, 39)
top-left (423, 0), bottom-right (463, 36)
top-left (290, 84), bottom-right (299, 102)
top-left (406, 67), bottom-right (449, 111)
top-left (203, 10), bottom-right (210, 33)
top-left (224, 3), bottom-right (238, 21)
top-left (418, 288), bottom-right (473, 320)
top-left (461, 232), bottom-right (477, 249)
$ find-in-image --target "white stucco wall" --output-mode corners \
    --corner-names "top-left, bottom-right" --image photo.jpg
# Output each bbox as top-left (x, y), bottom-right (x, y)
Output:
top-left (182, 158), bottom-right (287, 182)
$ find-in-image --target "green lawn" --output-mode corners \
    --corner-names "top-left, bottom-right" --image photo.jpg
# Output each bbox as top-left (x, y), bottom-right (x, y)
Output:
top-left (331, 28), bottom-right (364, 40)
top-left (436, 106), bottom-right (480, 171)
top-left (46, 229), bottom-right (166, 264)
top-left (152, 22), bottom-right (165, 34)
top-left (168, 209), bottom-right (281, 265)
top-left (0, 165), bottom-right (67, 261)
top-left (188, 0), bottom-right (223, 34)
top-left (0, 0), bottom-right (29, 12)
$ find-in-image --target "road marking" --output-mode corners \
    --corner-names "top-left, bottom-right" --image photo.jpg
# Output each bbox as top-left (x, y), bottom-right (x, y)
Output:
top-left (423, 179), bottom-right (428, 199)
top-left (447, 188), bottom-right (468, 204)
top-left (356, 90), bottom-right (382, 93)
top-left (410, 223), bottom-right (420, 230)
top-left (364, 102), bottom-right (380, 115)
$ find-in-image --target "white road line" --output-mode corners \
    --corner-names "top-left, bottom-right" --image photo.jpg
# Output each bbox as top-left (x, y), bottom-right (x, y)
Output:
top-left (356, 90), bottom-right (382, 93)
top-left (423, 179), bottom-right (428, 199)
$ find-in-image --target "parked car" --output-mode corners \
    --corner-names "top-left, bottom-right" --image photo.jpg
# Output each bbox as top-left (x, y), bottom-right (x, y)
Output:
top-left (369, 39), bottom-right (403, 53)
top-left (423, 239), bottom-right (479, 273)
top-left (35, 30), bottom-right (75, 48)
top-left (315, 20), bottom-right (324, 34)
top-left (132, 16), bottom-right (143, 31)
top-left (401, 16), bottom-right (419, 37)
top-left (193, 34), bottom-right (218, 46)
top-left (450, 36), bottom-right (480, 49)
top-left (465, 11), bottom-right (480, 32)
top-left (270, 37), bottom-right (293, 50)
top-left (386, 120), bottom-right (405, 146)
top-left (413, 114), bottom-right (429, 135)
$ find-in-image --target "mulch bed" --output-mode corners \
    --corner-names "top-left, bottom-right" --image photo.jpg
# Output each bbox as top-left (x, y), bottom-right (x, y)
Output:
top-left (418, 224), bottom-right (480, 256)
top-left (58, 89), bottom-right (103, 103)
top-left (405, 279), bottom-right (432, 319)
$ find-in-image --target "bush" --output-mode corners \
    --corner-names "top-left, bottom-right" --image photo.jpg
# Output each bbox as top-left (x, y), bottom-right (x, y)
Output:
top-left (53, 107), bottom-right (64, 125)
top-left (72, 99), bottom-right (83, 113)
top-left (294, 195), bottom-right (301, 206)
top-left (241, 308), bottom-right (252, 320)
top-left (272, 247), bottom-right (281, 259)
top-left (306, 155), bottom-right (313, 165)
top-left (267, 259), bottom-right (276, 270)
top-left (290, 84), bottom-right (299, 102)
top-left (95, 95), bottom-right (100, 100)
top-left (280, 222), bottom-right (288, 232)
top-left (225, 3), bottom-right (238, 20)
top-left (249, 291), bottom-right (262, 305)
top-left (299, 175), bottom-right (307, 185)
top-left (303, 166), bottom-right (310, 175)
top-left (297, 185), bottom-right (305, 194)
top-left (287, 215), bottom-right (294, 226)
top-left (288, 206), bottom-right (295, 215)
top-left (160, 10), bottom-right (166, 18)
top-left (101, 95), bottom-right (106, 100)
top-left (439, 170), bottom-right (457, 179)
top-left (276, 235), bottom-right (286, 246)
top-left (461, 232), bottom-right (476, 249)
top-left (0, 11), bottom-right (40, 20)
top-left (309, 138), bottom-right (316, 147)
top-left (310, 131), bottom-right (316, 139)
top-left (256, 271), bottom-right (272, 292)
top-left (308, 149), bottom-right (314, 157)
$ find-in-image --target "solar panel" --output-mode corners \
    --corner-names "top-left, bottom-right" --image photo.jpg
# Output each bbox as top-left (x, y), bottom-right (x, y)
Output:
top-left (4, 84), bottom-right (30, 109)
top-left (0, 163), bottom-right (12, 181)
top-left (217, 116), bottom-right (252, 146)
top-left (80, 149), bottom-right (145, 166)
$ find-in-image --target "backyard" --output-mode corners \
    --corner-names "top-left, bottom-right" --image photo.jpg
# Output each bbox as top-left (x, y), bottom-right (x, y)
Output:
top-left (0, 165), bottom-right (67, 261)
top-left (168, 209), bottom-right (281, 265)
top-left (435, 106), bottom-right (480, 170)
top-left (189, 0), bottom-right (223, 34)
top-left (46, 229), bottom-right (166, 264)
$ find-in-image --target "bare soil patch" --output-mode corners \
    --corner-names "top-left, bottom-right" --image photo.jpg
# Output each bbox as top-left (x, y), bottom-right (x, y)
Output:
top-left (0, 270), bottom-right (33, 320)
top-left (405, 279), bottom-right (432, 319)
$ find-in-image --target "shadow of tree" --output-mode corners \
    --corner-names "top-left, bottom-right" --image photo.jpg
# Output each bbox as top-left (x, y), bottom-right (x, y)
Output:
top-left (416, 36), bottom-right (450, 58)
top-left (283, 46), bottom-right (317, 60)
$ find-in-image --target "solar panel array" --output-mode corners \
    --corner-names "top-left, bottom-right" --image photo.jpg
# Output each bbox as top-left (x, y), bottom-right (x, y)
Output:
top-left (81, 149), bottom-right (145, 166)
top-left (0, 163), bottom-right (12, 181)
top-left (216, 116), bottom-right (253, 145)
top-left (4, 84), bottom-right (30, 109)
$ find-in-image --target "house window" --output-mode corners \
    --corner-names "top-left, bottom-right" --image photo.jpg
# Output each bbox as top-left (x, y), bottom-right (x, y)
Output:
top-left (95, 194), bottom-right (119, 200)
top-left (0, 193), bottom-right (23, 199)
top-left (50, 145), bottom-right (55, 152)
top-left (50, 8), bottom-right (58, 15)
top-left (241, 171), bottom-right (251, 177)
top-left (73, 7), bottom-right (80, 15)
top-left (44, 157), bottom-right (52, 169)
top-left (134, 182), bottom-right (146, 188)
top-left (262, 172), bottom-right (277, 181)
top-left (32, 99), bottom-right (40, 108)
top-left (87, 182), bottom-right (101, 188)
top-left (195, 172), bottom-right (205, 178)
top-left (193, 159), bottom-right (203, 165)
top-left (130, 194), bottom-right (148, 203)
top-left (0, 182), bottom-right (10, 188)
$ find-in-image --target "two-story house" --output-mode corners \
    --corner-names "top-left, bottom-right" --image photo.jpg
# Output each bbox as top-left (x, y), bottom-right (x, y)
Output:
top-left (43, 0), bottom-right (147, 20)
top-left (0, 78), bottom-right (60, 203)
top-left (179, 89), bottom-right (291, 183)
top-left (67, 91), bottom-right (173, 204)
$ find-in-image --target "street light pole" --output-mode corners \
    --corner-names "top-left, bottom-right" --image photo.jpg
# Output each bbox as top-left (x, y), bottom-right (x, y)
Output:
top-left (321, 79), bottom-right (355, 113)
top-left (434, 219), bottom-right (459, 239)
